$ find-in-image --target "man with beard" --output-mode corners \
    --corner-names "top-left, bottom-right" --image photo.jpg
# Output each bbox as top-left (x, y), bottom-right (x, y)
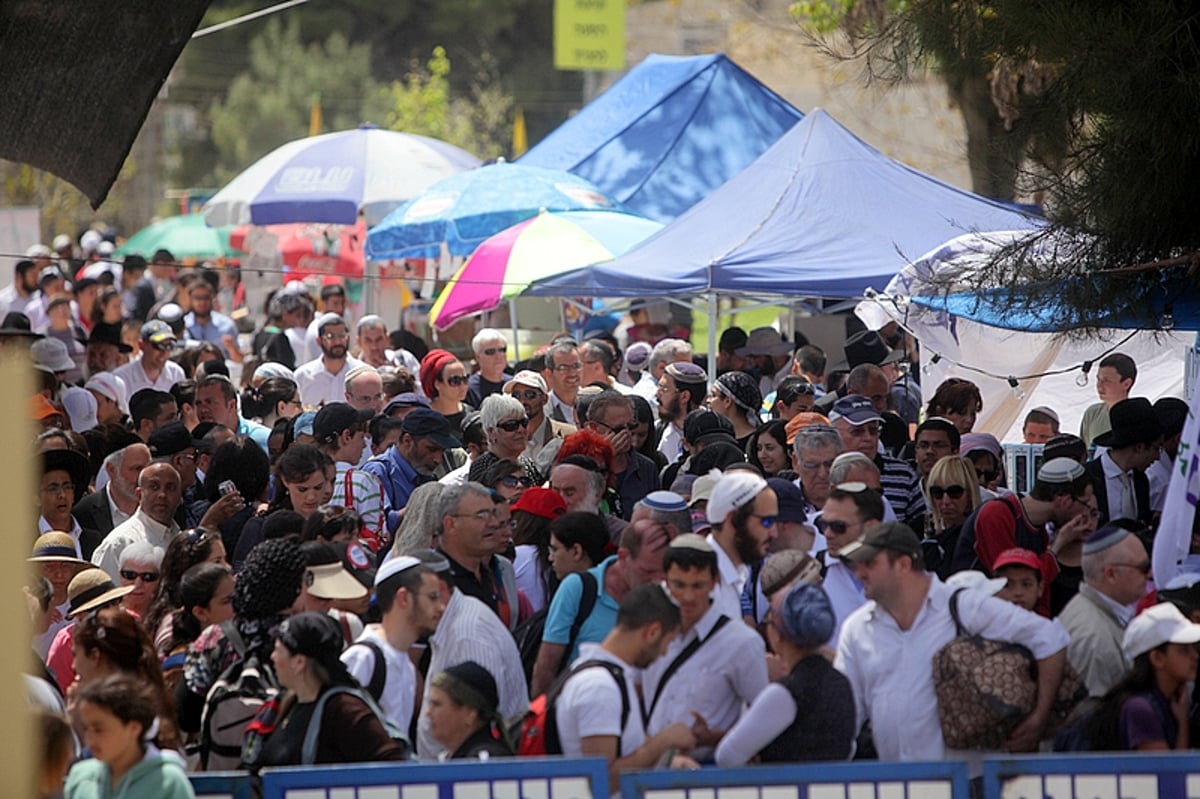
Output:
top-left (505, 370), bottom-right (575, 473)
top-left (362, 407), bottom-right (461, 535)
top-left (84, 321), bottom-right (131, 377)
top-left (554, 583), bottom-right (696, 788)
top-left (0, 258), bottom-right (40, 316)
top-left (194, 374), bottom-right (271, 452)
top-left (295, 314), bottom-right (364, 407)
top-left (655, 361), bottom-right (706, 465)
top-left (90, 461), bottom-right (182, 580)
top-left (341, 557), bottom-right (445, 733)
top-left (706, 469), bottom-right (778, 619)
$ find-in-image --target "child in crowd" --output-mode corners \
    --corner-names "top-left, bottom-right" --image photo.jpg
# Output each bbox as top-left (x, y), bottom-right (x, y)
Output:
top-left (64, 674), bottom-right (193, 799)
top-left (993, 548), bottom-right (1044, 614)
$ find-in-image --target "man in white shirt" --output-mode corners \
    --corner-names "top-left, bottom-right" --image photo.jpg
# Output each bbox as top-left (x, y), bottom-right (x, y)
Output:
top-left (113, 320), bottom-right (186, 395)
top-left (0, 257), bottom-right (40, 316)
top-left (555, 583), bottom-right (697, 791)
top-left (91, 462), bottom-right (183, 580)
top-left (415, 549), bottom-right (528, 760)
top-left (655, 361), bottom-right (707, 464)
top-left (835, 521), bottom-right (1069, 761)
top-left (634, 338), bottom-right (693, 419)
top-left (355, 315), bottom-right (423, 390)
top-left (705, 469), bottom-right (778, 619)
top-left (342, 556), bottom-right (444, 735)
top-left (643, 535), bottom-right (767, 761)
top-left (296, 314), bottom-right (364, 407)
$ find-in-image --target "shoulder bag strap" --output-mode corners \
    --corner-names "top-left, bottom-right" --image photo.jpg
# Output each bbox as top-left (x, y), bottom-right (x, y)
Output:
top-left (343, 467), bottom-right (356, 511)
top-left (645, 615), bottom-right (731, 721)
top-left (948, 588), bottom-right (967, 637)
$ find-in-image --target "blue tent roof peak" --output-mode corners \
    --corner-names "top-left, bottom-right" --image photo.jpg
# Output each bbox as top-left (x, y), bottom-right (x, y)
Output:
top-left (519, 53), bottom-right (803, 222)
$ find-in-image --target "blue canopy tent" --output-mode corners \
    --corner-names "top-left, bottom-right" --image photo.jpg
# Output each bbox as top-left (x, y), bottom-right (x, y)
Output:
top-left (525, 108), bottom-right (1044, 369)
top-left (518, 53), bottom-right (803, 222)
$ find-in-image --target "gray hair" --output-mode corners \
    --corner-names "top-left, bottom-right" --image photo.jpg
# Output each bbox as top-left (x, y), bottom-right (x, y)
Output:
top-left (435, 481), bottom-right (494, 535)
top-left (390, 482), bottom-right (445, 557)
top-left (480, 393), bottom-right (525, 430)
top-left (829, 452), bottom-right (879, 485)
top-left (649, 338), bottom-right (692, 373)
top-left (546, 339), bottom-right (578, 363)
top-left (633, 500), bottom-right (692, 539)
top-left (472, 328), bottom-right (507, 354)
top-left (550, 462), bottom-right (606, 513)
top-left (119, 540), bottom-right (165, 569)
top-left (344, 364), bottom-right (380, 394)
top-left (793, 424), bottom-right (843, 460)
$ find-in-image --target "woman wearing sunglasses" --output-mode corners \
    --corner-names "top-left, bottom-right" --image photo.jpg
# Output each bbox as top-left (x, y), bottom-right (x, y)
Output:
top-left (468, 394), bottom-right (542, 487)
top-left (421, 349), bottom-right (475, 435)
top-left (115, 541), bottom-right (164, 621)
top-left (922, 456), bottom-right (981, 579)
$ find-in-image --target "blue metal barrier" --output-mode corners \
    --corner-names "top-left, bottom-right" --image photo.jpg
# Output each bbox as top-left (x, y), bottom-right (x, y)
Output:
top-left (619, 761), bottom-right (972, 799)
top-left (982, 753), bottom-right (1200, 799)
top-left (258, 757), bottom-right (609, 799)
top-left (189, 771), bottom-right (254, 799)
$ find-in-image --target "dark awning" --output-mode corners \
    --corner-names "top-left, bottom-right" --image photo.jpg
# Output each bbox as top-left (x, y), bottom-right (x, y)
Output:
top-left (0, 0), bottom-right (214, 208)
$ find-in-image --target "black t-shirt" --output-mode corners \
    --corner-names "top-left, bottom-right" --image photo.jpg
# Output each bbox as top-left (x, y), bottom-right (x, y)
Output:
top-left (466, 373), bottom-right (512, 408)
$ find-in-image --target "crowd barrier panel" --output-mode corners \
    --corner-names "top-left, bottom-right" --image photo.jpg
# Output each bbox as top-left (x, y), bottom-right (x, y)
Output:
top-left (190, 771), bottom-right (255, 799)
top-left (618, 761), bottom-right (972, 799)
top-left (981, 752), bottom-right (1200, 799)
top-left (256, 756), bottom-right (610, 799)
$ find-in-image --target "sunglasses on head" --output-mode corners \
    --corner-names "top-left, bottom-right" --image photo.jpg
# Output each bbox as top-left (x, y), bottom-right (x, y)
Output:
top-left (496, 418), bottom-right (529, 432)
top-left (444, 375), bottom-right (469, 387)
top-left (120, 569), bottom-right (159, 583)
top-left (928, 484), bottom-right (966, 500)
top-left (481, 346), bottom-right (507, 356)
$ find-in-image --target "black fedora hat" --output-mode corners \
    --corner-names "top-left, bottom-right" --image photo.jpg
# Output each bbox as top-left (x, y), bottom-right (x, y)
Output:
top-left (1093, 397), bottom-right (1163, 448)
top-left (830, 330), bottom-right (905, 373)
top-left (87, 321), bottom-right (132, 353)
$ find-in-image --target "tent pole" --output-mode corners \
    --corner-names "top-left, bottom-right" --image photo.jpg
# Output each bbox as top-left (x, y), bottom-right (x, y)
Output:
top-left (707, 292), bottom-right (718, 385)
top-left (509, 298), bottom-right (521, 361)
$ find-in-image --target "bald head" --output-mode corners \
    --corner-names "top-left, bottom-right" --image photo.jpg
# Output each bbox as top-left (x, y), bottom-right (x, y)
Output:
top-left (136, 461), bottom-right (182, 525)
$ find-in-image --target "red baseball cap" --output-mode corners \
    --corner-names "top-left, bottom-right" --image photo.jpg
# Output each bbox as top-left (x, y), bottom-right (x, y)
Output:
top-left (993, 548), bottom-right (1042, 572)
top-left (510, 487), bottom-right (567, 520)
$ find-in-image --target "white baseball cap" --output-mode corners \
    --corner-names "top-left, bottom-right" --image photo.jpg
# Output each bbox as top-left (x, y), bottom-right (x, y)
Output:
top-left (1123, 602), bottom-right (1200, 660)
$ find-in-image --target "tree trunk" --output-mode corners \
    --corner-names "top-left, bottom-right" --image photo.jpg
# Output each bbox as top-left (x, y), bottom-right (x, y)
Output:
top-left (946, 73), bottom-right (1031, 202)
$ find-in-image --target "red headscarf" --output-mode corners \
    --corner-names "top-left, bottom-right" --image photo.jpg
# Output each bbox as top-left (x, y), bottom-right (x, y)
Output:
top-left (420, 348), bottom-right (459, 399)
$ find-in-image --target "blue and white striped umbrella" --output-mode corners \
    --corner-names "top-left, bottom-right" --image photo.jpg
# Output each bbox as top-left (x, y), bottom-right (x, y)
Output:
top-left (202, 125), bottom-right (481, 228)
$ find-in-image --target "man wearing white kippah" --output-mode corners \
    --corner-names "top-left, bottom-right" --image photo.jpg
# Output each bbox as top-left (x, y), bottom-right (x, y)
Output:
top-left (706, 468), bottom-right (778, 620)
top-left (342, 556), bottom-right (444, 734)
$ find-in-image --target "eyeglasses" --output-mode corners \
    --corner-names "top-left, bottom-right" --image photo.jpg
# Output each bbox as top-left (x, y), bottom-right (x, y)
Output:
top-left (928, 484), bottom-right (966, 500)
top-left (916, 440), bottom-right (953, 451)
top-left (1069, 496), bottom-right (1101, 520)
top-left (552, 362), bottom-right (583, 372)
top-left (41, 482), bottom-right (73, 495)
top-left (594, 420), bottom-right (638, 434)
top-left (1111, 561), bottom-right (1152, 575)
top-left (511, 389), bottom-right (542, 401)
top-left (443, 375), bottom-right (469, 387)
top-left (800, 458), bottom-right (835, 472)
top-left (815, 517), bottom-right (859, 535)
top-left (500, 475), bottom-right (534, 488)
top-left (749, 513), bottom-right (777, 529)
top-left (481, 346), bottom-right (507, 356)
top-left (451, 508), bottom-right (503, 522)
top-left (150, 340), bottom-right (175, 351)
top-left (656, 383), bottom-right (677, 395)
top-left (119, 569), bottom-right (159, 583)
top-left (321, 332), bottom-right (349, 341)
top-left (851, 423), bottom-right (881, 436)
top-left (496, 418), bottom-right (529, 432)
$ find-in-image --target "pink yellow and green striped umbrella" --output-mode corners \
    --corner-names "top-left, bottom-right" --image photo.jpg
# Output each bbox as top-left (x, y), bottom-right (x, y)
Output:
top-left (429, 210), bottom-right (663, 331)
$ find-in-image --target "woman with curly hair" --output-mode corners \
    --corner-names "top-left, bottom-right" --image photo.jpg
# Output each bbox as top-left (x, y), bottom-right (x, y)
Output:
top-left (926, 377), bottom-right (983, 436)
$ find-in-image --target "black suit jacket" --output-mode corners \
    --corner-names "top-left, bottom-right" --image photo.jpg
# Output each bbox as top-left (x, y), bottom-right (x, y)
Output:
top-left (73, 489), bottom-right (115, 539)
top-left (1084, 457), bottom-right (1152, 527)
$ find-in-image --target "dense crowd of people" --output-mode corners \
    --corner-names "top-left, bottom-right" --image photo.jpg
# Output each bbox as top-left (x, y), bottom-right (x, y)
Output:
top-left (15, 239), bottom-right (1200, 799)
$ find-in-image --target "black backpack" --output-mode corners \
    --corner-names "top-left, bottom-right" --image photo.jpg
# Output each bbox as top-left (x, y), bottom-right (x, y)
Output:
top-left (513, 571), bottom-right (598, 684)
top-left (345, 639), bottom-right (389, 702)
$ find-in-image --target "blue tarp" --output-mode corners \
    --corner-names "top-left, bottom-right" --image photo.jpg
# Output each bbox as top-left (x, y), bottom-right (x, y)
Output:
top-left (518, 53), bottom-right (802, 222)
top-left (525, 109), bottom-right (1044, 300)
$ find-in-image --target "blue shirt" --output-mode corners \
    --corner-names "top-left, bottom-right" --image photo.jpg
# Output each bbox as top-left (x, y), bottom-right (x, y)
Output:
top-left (616, 451), bottom-right (660, 521)
top-left (184, 311), bottom-right (238, 355)
top-left (361, 445), bottom-right (430, 532)
top-left (236, 416), bottom-right (271, 453)
top-left (542, 555), bottom-right (619, 663)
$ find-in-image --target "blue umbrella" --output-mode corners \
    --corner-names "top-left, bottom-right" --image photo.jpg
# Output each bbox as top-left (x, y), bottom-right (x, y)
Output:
top-left (365, 162), bottom-right (623, 260)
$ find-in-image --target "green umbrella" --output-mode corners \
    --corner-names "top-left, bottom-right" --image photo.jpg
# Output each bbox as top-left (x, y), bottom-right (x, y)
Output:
top-left (114, 213), bottom-right (237, 260)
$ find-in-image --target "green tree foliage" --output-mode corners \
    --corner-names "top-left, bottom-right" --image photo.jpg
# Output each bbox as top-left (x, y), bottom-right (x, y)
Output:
top-left (0, 160), bottom-right (137, 243)
top-left (376, 47), bottom-right (514, 160)
top-left (797, 0), bottom-right (1200, 327)
top-left (205, 19), bottom-right (384, 184)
